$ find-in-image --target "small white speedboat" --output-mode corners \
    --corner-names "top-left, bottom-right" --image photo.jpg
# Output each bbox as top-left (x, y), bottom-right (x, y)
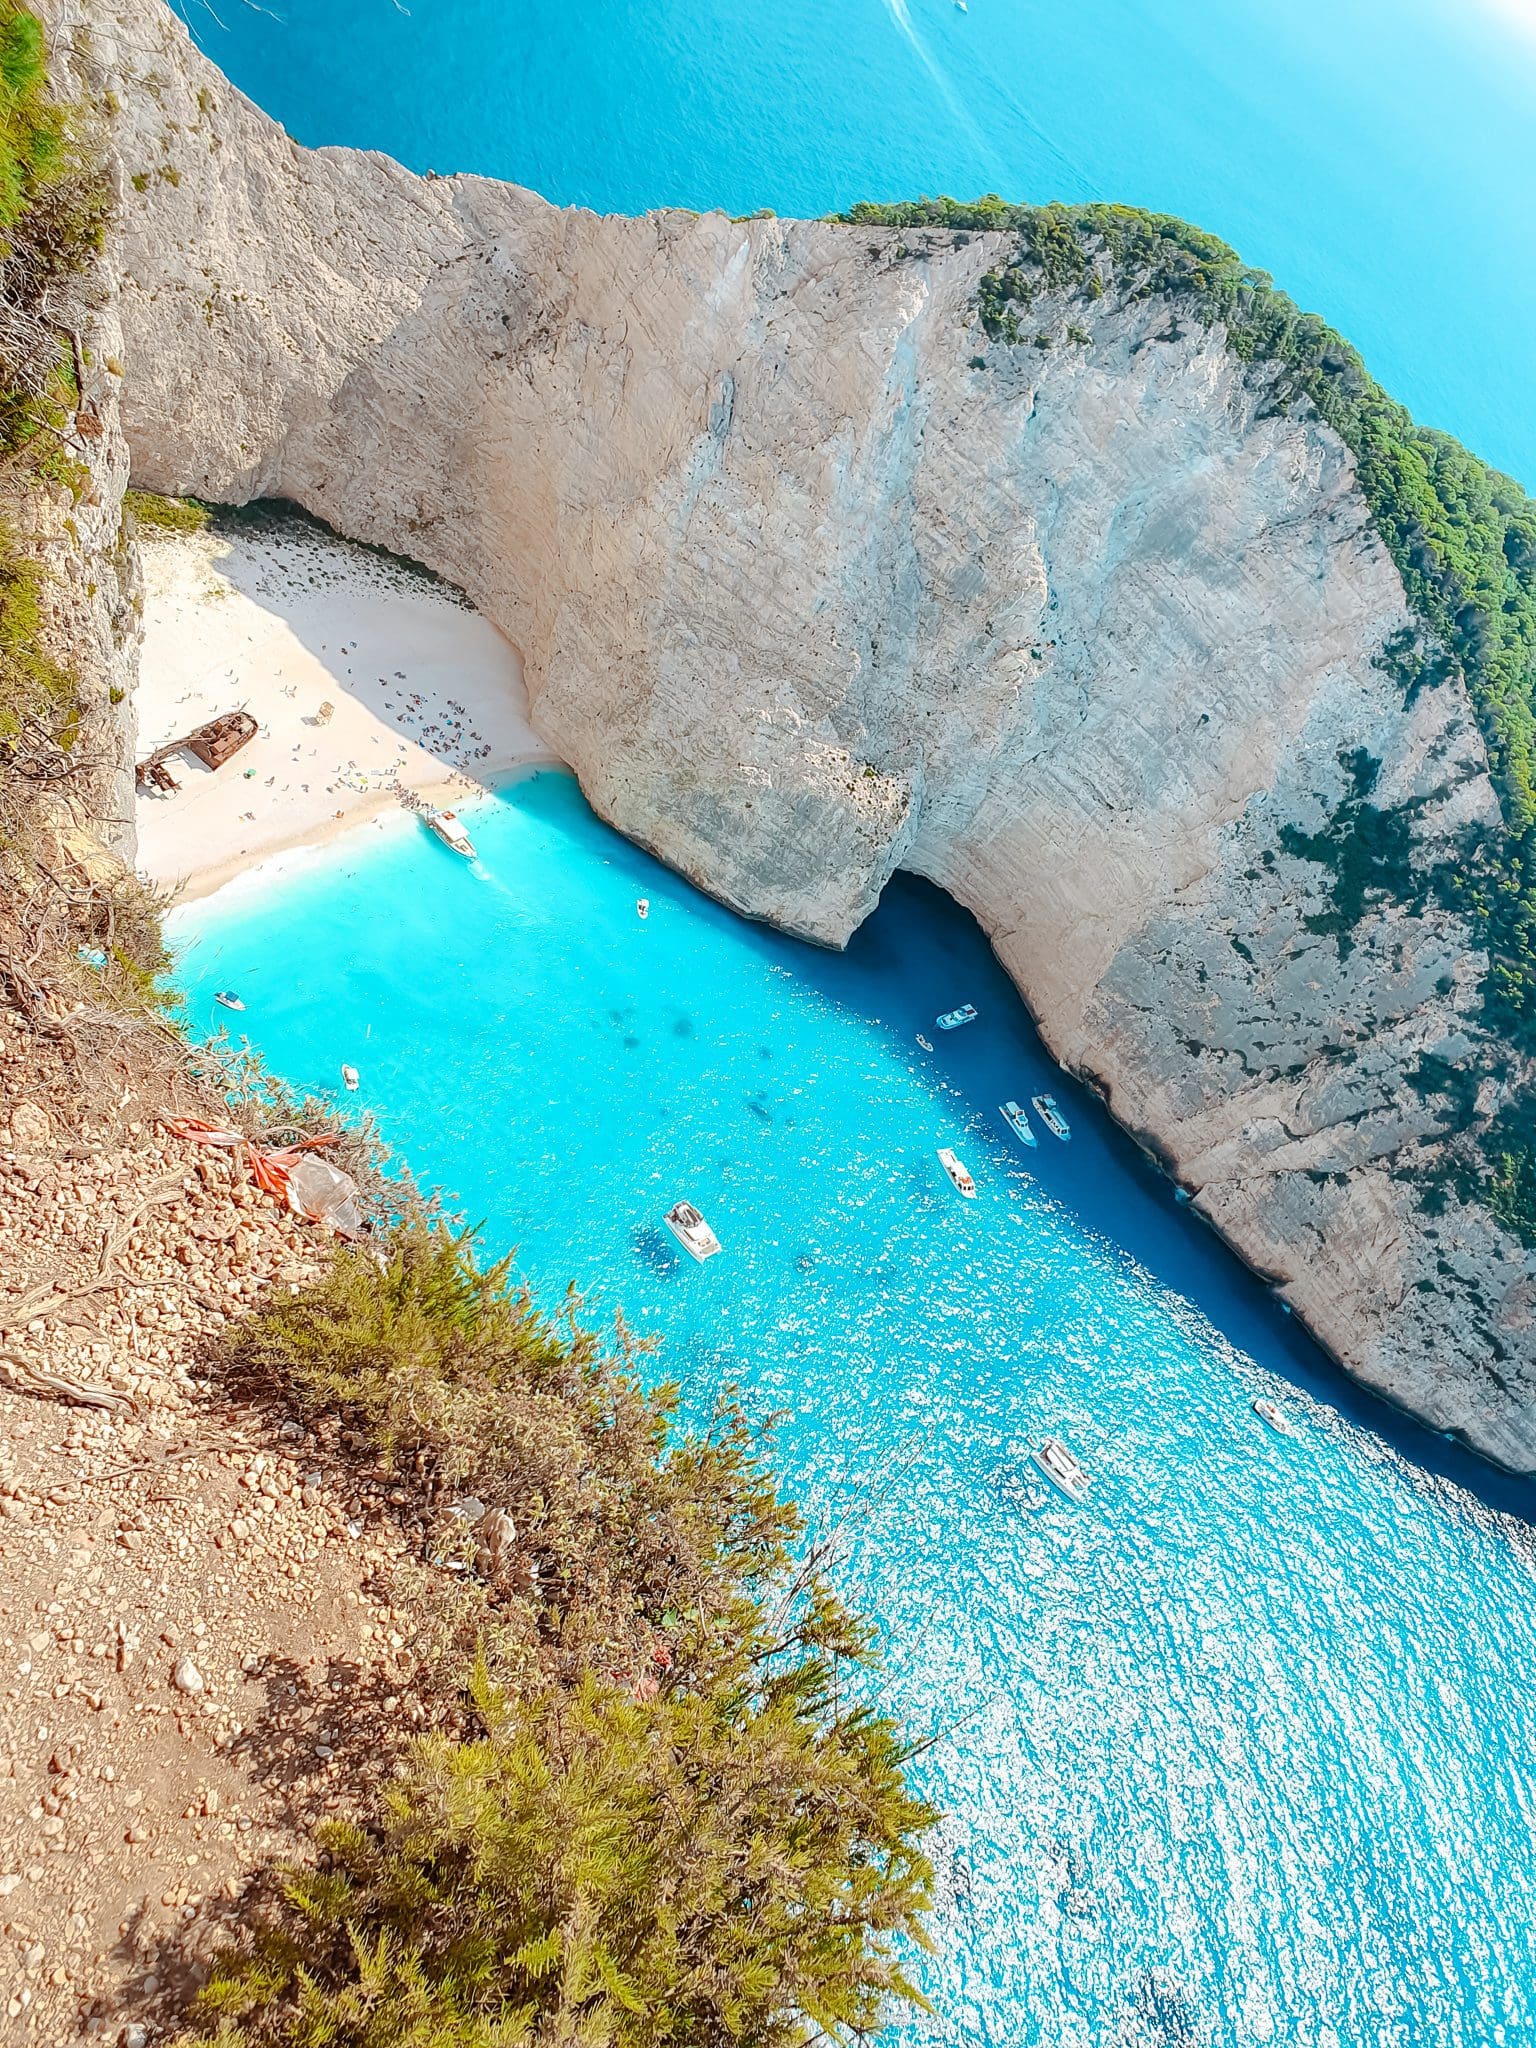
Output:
top-left (1031, 1092), bottom-right (1071, 1141)
top-left (1253, 1397), bottom-right (1292, 1435)
top-left (1032, 1437), bottom-right (1090, 1502)
top-left (916, 1033), bottom-right (934, 1052)
top-left (425, 808), bottom-right (476, 858)
top-left (937, 1147), bottom-right (977, 1198)
top-left (637, 898), bottom-right (650, 919)
top-left (665, 1200), bottom-right (722, 1262)
top-left (936, 1003), bottom-right (978, 1031)
top-left (341, 1064), bottom-right (360, 1092)
top-left (214, 990), bottom-right (245, 1012)
top-left (1000, 1100), bottom-right (1037, 1148)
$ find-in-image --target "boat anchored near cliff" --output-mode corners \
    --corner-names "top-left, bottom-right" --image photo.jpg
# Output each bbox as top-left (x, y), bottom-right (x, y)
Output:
top-left (1000, 1100), bottom-right (1037, 1148)
top-left (938, 1147), bottom-right (977, 1198)
top-left (1031, 1093), bottom-right (1071, 1141)
top-left (937, 1003), bottom-right (978, 1031)
top-left (665, 1200), bottom-right (722, 1262)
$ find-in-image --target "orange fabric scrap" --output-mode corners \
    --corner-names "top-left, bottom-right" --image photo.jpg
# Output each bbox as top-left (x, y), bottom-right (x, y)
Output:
top-left (162, 1116), bottom-right (341, 1219)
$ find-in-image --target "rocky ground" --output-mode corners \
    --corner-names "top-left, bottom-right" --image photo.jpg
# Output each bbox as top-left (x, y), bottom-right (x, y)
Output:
top-left (0, 1016), bottom-right (429, 2045)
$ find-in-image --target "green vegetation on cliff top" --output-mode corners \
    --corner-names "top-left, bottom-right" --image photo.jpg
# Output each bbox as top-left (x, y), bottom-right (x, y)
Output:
top-left (836, 198), bottom-right (1536, 1053)
top-left (0, 3), bottom-right (64, 240)
top-left (0, 2), bottom-right (110, 746)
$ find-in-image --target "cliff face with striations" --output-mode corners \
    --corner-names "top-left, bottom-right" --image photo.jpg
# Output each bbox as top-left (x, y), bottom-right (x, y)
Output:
top-left (59, 0), bottom-right (1536, 1466)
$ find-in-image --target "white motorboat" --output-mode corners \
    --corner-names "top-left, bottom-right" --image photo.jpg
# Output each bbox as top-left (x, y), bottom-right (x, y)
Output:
top-left (1031, 1092), bottom-right (1071, 1141)
top-left (916, 1033), bottom-right (934, 1051)
top-left (1252, 1397), bottom-right (1292, 1435)
top-left (936, 1003), bottom-right (978, 1031)
top-left (1000, 1099), bottom-right (1038, 1148)
top-left (937, 1147), bottom-right (977, 1198)
top-left (214, 990), bottom-right (245, 1012)
top-left (425, 808), bottom-right (476, 858)
top-left (637, 898), bottom-right (650, 919)
top-left (1032, 1436), bottom-right (1090, 1502)
top-left (664, 1200), bottom-right (722, 1262)
top-left (341, 1064), bottom-right (360, 1092)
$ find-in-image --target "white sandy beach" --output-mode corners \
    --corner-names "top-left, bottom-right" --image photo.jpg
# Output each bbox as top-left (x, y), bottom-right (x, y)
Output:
top-left (134, 511), bottom-right (556, 900)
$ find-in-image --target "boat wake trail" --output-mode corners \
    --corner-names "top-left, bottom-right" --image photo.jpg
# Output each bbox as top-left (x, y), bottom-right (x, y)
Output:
top-left (877, 0), bottom-right (1007, 181)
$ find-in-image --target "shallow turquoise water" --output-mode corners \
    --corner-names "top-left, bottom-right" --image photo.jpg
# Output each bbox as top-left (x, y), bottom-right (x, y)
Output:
top-left (172, 773), bottom-right (1536, 2045)
top-left (178, 0), bottom-right (1536, 489)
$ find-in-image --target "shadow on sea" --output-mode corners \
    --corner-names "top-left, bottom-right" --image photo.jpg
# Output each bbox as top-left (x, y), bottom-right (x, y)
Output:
top-left (721, 867), bottom-right (1536, 1528)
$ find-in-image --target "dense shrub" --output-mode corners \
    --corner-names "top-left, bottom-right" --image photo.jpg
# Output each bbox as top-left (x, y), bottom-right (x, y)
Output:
top-left (1484, 1089), bottom-right (1536, 1248)
top-left (0, 511), bottom-right (70, 739)
top-left (0, 2), bottom-right (110, 454)
top-left (0, 5), bottom-right (111, 785)
top-left (189, 1225), bottom-right (937, 2042)
top-left (190, 1656), bottom-right (932, 2046)
top-left (126, 487), bottom-right (211, 534)
top-left (224, 1221), bottom-right (786, 1690)
top-left (0, 3), bottom-right (62, 246)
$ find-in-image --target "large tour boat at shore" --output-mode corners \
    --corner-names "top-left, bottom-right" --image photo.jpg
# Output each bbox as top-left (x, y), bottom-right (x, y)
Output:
top-left (425, 808), bottom-right (477, 858)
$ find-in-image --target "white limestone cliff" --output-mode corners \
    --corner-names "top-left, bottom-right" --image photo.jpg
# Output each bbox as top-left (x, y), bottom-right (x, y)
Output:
top-left (59, 0), bottom-right (1536, 1466)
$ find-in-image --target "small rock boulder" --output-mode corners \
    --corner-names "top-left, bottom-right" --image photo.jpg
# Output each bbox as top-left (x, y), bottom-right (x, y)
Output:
top-left (5, 1100), bottom-right (51, 1150)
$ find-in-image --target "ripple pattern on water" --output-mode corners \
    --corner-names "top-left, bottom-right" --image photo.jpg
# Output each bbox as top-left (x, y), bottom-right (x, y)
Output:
top-left (171, 773), bottom-right (1536, 2046)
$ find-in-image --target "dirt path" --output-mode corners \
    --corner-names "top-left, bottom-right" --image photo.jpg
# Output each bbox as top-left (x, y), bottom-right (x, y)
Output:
top-left (0, 1028), bottom-right (425, 2044)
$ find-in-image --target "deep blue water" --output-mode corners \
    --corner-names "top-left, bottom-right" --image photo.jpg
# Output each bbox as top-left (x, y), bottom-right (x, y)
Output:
top-left (177, 0), bottom-right (1536, 489)
top-left (171, 773), bottom-right (1536, 2046)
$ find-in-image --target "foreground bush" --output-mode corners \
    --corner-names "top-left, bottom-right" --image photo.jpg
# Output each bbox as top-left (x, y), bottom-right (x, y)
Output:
top-left (193, 1659), bottom-right (931, 2045)
top-left (224, 1221), bottom-right (804, 1691)
top-left (191, 1224), bottom-right (937, 2043)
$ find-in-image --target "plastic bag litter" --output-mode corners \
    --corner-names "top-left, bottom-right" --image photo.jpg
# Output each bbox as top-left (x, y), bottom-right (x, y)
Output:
top-left (285, 1152), bottom-right (364, 1237)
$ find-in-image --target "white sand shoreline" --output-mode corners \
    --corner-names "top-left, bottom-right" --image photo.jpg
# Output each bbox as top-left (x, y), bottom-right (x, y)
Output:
top-left (165, 759), bottom-right (568, 911)
top-left (134, 513), bottom-right (560, 905)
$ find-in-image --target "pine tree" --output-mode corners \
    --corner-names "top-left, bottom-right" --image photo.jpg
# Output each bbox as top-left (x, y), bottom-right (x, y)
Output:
top-left (187, 1225), bottom-right (939, 2045)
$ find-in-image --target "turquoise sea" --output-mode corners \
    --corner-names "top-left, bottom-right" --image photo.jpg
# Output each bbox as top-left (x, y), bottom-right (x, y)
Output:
top-left (172, 774), bottom-right (1536, 2046)
top-left (179, 0), bottom-right (1536, 489)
